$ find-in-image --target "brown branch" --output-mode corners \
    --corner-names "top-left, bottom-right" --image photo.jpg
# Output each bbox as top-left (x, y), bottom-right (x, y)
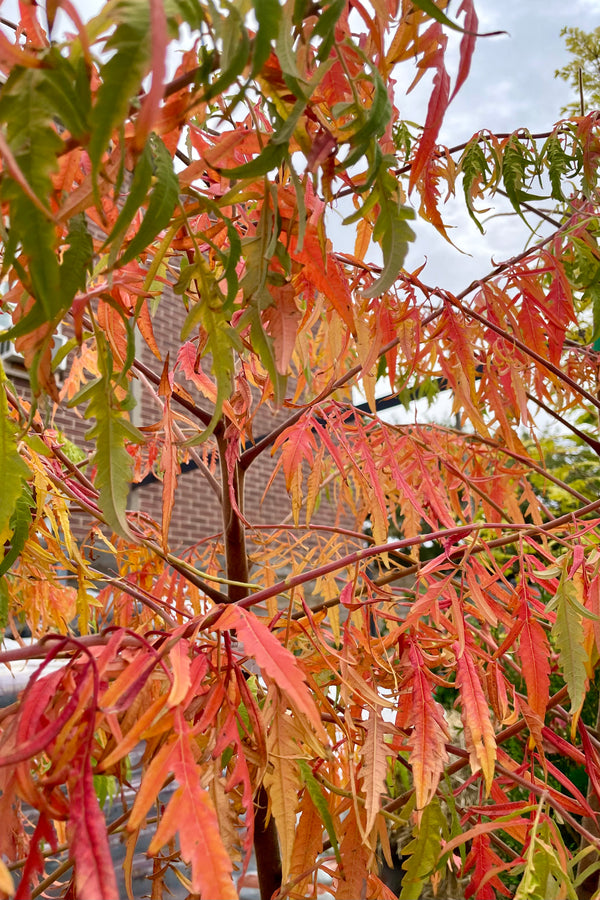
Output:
top-left (135, 367), bottom-right (223, 501)
top-left (132, 357), bottom-right (218, 432)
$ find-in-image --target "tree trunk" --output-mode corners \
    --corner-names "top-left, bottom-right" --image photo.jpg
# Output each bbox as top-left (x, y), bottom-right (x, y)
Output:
top-left (218, 434), bottom-right (283, 900)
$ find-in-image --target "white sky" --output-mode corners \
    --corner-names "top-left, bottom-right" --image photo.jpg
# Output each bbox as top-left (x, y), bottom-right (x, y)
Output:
top-left (402, 0), bottom-right (600, 290)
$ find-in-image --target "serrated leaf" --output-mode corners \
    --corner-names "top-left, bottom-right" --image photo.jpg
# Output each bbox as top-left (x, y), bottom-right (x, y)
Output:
top-left (360, 708), bottom-right (390, 835)
top-left (0, 68), bottom-right (62, 316)
top-left (455, 643), bottom-right (496, 792)
top-left (519, 602), bottom-right (551, 721)
top-left (514, 820), bottom-right (577, 900)
top-left (552, 572), bottom-right (588, 728)
top-left (38, 50), bottom-right (91, 139)
top-left (146, 714), bottom-right (238, 898)
top-left (102, 142), bottom-right (154, 257)
top-left (362, 201), bottom-right (415, 299)
top-left (89, 0), bottom-right (151, 179)
top-left (400, 797), bottom-right (446, 900)
top-left (289, 790), bottom-right (326, 896)
top-left (214, 606), bottom-right (325, 737)
top-left (409, 51), bottom-right (450, 190)
top-left (297, 759), bottom-right (341, 865)
top-left (0, 374), bottom-right (29, 538)
top-left (117, 135), bottom-right (179, 266)
top-left (409, 644), bottom-right (449, 815)
top-left (182, 301), bottom-right (239, 442)
top-left (0, 484), bottom-right (33, 580)
top-left (60, 213), bottom-right (94, 304)
top-left (79, 342), bottom-right (142, 538)
top-left (262, 710), bottom-right (303, 883)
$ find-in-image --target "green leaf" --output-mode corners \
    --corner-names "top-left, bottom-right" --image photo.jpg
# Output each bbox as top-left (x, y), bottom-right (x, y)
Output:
top-left (38, 51), bottom-right (91, 140)
top-left (60, 214), bottom-right (94, 304)
top-left (400, 798), bottom-right (447, 900)
top-left (501, 136), bottom-right (545, 219)
top-left (102, 143), bottom-right (153, 257)
top-left (0, 484), bottom-right (33, 580)
top-left (220, 141), bottom-right (286, 179)
top-left (89, 0), bottom-right (151, 179)
top-left (275, 0), bottom-right (308, 98)
top-left (182, 302), bottom-right (241, 444)
top-left (342, 69), bottom-right (392, 170)
top-left (312, 0), bottom-right (346, 61)
top-left (0, 367), bottom-right (30, 538)
top-left (251, 0), bottom-right (281, 76)
top-left (297, 760), bottom-right (341, 865)
top-left (460, 137), bottom-right (490, 233)
top-left (204, 3), bottom-right (250, 101)
top-left (116, 135), bottom-right (179, 267)
top-left (78, 335), bottom-right (143, 538)
top-left (551, 568), bottom-right (588, 718)
top-left (514, 820), bottom-right (578, 900)
top-left (0, 68), bottom-right (62, 317)
top-left (362, 198), bottom-right (415, 299)
top-left (0, 579), bottom-right (8, 631)
top-left (410, 0), bottom-right (481, 35)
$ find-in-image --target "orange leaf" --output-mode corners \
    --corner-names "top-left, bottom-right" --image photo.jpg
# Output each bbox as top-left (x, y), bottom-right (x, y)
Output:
top-left (264, 282), bottom-right (301, 374)
top-left (409, 644), bottom-right (449, 815)
top-left (455, 643), bottom-right (496, 791)
top-left (134, 0), bottom-right (168, 150)
top-left (289, 791), bottom-right (324, 896)
top-left (159, 394), bottom-right (179, 549)
top-left (148, 715), bottom-right (237, 898)
top-left (167, 638), bottom-right (191, 707)
top-left (290, 232), bottom-right (355, 333)
top-left (518, 600), bottom-right (550, 720)
top-left (215, 606), bottom-right (326, 738)
top-left (262, 705), bottom-right (303, 882)
top-left (360, 708), bottom-right (391, 835)
top-left (336, 809), bottom-right (369, 900)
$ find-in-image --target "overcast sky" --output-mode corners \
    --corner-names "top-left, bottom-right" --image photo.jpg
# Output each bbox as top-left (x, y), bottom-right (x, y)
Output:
top-left (403, 0), bottom-right (600, 290)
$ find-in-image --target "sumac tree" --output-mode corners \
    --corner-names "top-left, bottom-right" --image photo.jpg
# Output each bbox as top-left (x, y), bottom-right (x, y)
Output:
top-left (0, 2), bottom-right (600, 899)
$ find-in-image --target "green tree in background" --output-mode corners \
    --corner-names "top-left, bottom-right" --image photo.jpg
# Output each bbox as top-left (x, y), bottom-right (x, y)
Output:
top-left (556, 26), bottom-right (600, 113)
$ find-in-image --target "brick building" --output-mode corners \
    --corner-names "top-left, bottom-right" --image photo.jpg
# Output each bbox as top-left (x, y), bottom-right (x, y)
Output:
top-left (2, 276), bottom-right (353, 564)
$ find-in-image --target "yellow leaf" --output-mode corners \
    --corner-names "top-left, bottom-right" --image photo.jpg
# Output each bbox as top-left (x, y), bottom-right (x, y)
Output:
top-left (0, 859), bottom-right (14, 897)
top-left (262, 704), bottom-right (304, 882)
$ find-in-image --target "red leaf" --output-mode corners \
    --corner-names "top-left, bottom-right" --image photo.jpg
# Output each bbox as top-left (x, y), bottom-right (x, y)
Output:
top-left (409, 36), bottom-right (450, 190)
top-left (15, 814), bottom-right (57, 900)
top-left (408, 644), bottom-right (449, 814)
top-left (464, 833), bottom-right (511, 899)
top-left (450, 0), bottom-right (478, 102)
top-left (69, 755), bottom-right (119, 900)
top-left (455, 644), bottom-right (496, 791)
top-left (518, 600), bottom-right (550, 720)
top-left (215, 606), bottom-right (326, 738)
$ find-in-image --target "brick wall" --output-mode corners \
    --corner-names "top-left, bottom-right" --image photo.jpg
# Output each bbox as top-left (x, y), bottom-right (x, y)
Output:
top-left (2, 278), bottom-right (355, 560)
